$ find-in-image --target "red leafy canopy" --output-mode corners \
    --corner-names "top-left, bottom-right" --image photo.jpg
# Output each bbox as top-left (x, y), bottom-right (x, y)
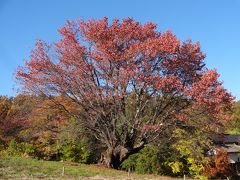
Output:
top-left (204, 150), bottom-right (232, 178)
top-left (16, 18), bottom-right (233, 145)
top-left (0, 95), bottom-right (33, 145)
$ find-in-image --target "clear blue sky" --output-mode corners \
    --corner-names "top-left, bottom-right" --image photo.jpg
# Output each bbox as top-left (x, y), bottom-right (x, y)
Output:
top-left (0, 0), bottom-right (240, 99)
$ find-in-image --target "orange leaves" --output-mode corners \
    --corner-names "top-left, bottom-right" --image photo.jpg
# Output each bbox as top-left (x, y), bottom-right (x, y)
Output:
top-left (78, 17), bottom-right (159, 62)
top-left (155, 75), bottom-right (183, 93)
top-left (0, 95), bottom-right (37, 144)
top-left (135, 31), bottom-right (180, 59)
top-left (78, 17), bottom-right (157, 44)
top-left (188, 69), bottom-right (234, 123)
top-left (56, 21), bottom-right (87, 65)
top-left (141, 124), bottom-right (162, 133)
top-left (204, 150), bottom-right (232, 178)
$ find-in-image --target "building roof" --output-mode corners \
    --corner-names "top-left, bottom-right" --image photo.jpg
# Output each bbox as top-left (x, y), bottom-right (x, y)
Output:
top-left (213, 134), bottom-right (240, 144)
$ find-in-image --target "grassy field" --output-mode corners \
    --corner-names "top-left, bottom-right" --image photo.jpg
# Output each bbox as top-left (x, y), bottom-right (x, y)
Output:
top-left (0, 156), bottom-right (181, 179)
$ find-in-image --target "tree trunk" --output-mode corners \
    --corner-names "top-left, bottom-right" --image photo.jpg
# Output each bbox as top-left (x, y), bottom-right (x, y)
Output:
top-left (100, 144), bottom-right (145, 169)
top-left (100, 146), bottom-right (129, 169)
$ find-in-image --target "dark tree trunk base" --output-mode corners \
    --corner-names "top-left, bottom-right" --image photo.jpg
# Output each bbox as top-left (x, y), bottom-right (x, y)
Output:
top-left (99, 146), bottom-right (128, 169)
top-left (99, 144), bottom-right (145, 169)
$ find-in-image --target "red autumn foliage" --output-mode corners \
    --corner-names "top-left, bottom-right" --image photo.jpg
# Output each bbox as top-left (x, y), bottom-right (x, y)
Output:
top-left (204, 150), bottom-right (232, 178)
top-left (0, 95), bottom-right (34, 146)
top-left (16, 17), bottom-right (233, 168)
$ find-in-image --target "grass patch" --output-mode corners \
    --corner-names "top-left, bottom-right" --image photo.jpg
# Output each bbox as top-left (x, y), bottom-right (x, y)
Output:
top-left (0, 156), bottom-right (180, 179)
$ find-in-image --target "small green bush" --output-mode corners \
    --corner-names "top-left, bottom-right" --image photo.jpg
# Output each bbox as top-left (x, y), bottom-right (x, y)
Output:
top-left (121, 146), bottom-right (160, 174)
top-left (3, 139), bottom-right (36, 157)
top-left (59, 138), bottom-right (95, 163)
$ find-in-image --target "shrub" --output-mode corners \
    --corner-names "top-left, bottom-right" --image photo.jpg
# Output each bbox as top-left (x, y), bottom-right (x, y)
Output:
top-left (122, 128), bottom-right (211, 179)
top-left (3, 139), bottom-right (36, 157)
top-left (203, 150), bottom-right (233, 179)
top-left (59, 138), bottom-right (96, 164)
top-left (121, 146), bottom-right (160, 174)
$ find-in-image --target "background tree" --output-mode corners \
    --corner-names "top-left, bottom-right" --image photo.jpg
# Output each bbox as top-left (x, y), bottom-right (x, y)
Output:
top-left (168, 128), bottom-right (210, 179)
top-left (226, 101), bottom-right (240, 134)
top-left (0, 96), bottom-right (12, 147)
top-left (16, 17), bottom-right (233, 169)
top-left (121, 127), bottom-right (211, 178)
top-left (0, 95), bottom-right (35, 147)
top-left (25, 95), bottom-right (97, 162)
top-left (203, 150), bottom-right (232, 179)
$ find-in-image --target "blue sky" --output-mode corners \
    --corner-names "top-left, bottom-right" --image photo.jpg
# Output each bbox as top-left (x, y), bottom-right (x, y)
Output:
top-left (0, 0), bottom-right (240, 99)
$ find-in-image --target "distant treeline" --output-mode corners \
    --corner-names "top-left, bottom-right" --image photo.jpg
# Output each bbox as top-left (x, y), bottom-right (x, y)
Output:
top-left (0, 95), bottom-right (239, 179)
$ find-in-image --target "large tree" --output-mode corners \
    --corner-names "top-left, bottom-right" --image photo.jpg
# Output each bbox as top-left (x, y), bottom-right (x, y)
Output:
top-left (16, 18), bottom-right (233, 168)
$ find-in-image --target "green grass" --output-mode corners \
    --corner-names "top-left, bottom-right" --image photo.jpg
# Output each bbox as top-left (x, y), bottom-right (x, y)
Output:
top-left (0, 156), bottom-right (180, 179)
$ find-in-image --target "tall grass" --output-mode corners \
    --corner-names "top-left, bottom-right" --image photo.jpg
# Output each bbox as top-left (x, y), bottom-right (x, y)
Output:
top-left (0, 156), bottom-right (179, 179)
